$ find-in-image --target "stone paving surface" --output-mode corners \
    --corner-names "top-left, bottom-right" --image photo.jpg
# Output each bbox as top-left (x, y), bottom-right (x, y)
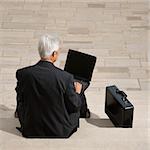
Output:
top-left (0, 0), bottom-right (150, 150)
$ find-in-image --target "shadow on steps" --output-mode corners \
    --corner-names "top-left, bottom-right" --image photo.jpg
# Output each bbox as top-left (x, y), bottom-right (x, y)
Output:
top-left (85, 112), bottom-right (114, 128)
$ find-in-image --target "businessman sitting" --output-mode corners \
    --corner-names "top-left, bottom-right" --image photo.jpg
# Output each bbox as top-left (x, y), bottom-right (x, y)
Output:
top-left (15, 34), bottom-right (83, 138)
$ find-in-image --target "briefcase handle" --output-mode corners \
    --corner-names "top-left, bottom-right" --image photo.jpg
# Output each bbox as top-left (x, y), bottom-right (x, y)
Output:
top-left (116, 89), bottom-right (127, 102)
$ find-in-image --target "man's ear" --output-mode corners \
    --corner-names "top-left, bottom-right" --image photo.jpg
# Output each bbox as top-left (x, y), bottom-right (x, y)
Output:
top-left (53, 51), bottom-right (57, 56)
top-left (52, 51), bottom-right (56, 57)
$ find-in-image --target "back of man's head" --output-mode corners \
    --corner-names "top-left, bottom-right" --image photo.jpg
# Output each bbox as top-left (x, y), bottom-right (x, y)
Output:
top-left (38, 34), bottom-right (61, 58)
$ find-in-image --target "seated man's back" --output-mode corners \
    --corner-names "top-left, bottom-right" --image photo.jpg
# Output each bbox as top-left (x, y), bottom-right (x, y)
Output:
top-left (16, 35), bottom-right (82, 138)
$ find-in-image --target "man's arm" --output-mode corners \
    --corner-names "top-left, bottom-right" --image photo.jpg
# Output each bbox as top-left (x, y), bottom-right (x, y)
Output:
top-left (15, 70), bottom-right (25, 127)
top-left (64, 75), bottom-right (82, 114)
top-left (15, 70), bottom-right (24, 104)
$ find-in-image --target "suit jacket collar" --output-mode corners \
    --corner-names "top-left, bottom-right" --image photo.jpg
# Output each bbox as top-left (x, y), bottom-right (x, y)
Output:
top-left (36, 60), bottom-right (54, 68)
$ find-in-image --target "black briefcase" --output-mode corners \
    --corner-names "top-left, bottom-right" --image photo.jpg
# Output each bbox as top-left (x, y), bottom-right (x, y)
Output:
top-left (105, 85), bottom-right (134, 128)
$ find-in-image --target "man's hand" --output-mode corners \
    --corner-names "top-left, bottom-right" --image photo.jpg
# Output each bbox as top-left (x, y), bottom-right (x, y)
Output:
top-left (74, 82), bottom-right (82, 94)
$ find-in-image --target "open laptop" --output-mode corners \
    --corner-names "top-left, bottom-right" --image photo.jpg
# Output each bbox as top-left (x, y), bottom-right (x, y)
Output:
top-left (64, 49), bottom-right (97, 91)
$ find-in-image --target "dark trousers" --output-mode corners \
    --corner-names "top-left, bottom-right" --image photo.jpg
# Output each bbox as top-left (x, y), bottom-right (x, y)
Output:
top-left (79, 81), bottom-right (90, 117)
top-left (80, 93), bottom-right (88, 117)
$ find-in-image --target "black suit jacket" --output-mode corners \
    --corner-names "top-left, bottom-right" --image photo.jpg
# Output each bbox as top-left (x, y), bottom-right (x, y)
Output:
top-left (16, 60), bottom-right (81, 138)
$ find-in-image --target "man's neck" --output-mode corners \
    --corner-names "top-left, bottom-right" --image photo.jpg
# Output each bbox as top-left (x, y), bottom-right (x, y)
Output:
top-left (41, 58), bottom-right (54, 64)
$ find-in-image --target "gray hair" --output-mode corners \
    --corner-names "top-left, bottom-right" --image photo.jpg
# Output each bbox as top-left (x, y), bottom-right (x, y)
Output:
top-left (38, 34), bottom-right (61, 58)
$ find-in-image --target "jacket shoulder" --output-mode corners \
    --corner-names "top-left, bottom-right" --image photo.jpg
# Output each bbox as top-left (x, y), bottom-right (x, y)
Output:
top-left (16, 65), bottom-right (35, 80)
top-left (55, 66), bottom-right (73, 80)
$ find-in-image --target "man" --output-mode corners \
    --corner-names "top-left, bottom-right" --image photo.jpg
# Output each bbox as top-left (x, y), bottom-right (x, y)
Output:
top-left (15, 34), bottom-right (82, 138)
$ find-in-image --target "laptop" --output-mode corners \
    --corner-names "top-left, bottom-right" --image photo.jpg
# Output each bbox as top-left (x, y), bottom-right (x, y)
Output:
top-left (64, 49), bottom-right (97, 90)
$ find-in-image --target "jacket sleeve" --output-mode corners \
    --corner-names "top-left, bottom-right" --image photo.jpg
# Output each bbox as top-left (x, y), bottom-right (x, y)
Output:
top-left (15, 70), bottom-right (24, 103)
top-left (64, 75), bottom-right (82, 114)
top-left (15, 70), bottom-right (25, 126)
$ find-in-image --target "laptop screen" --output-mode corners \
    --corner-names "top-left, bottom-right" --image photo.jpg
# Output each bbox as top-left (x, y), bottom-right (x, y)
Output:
top-left (64, 49), bottom-right (97, 81)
